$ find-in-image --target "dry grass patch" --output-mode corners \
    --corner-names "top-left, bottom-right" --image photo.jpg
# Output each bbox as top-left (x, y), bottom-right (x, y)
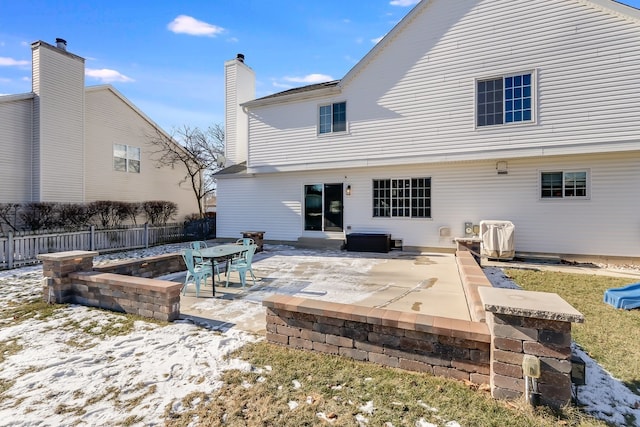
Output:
top-left (164, 342), bottom-right (605, 427)
top-left (0, 339), bottom-right (21, 364)
top-left (0, 299), bottom-right (60, 324)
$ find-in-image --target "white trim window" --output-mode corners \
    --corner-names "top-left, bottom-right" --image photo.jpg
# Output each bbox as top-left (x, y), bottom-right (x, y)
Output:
top-left (373, 177), bottom-right (431, 218)
top-left (319, 101), bottom-right (346, 134)
top-left (113, 144), bottom-right (141, 173)
top-left (540, 171), bottom-right (588, 199)
top-left (477, 72), bottom-right (533, 127)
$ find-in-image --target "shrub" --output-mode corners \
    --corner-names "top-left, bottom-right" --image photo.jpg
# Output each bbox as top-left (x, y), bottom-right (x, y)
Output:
top-left (57, 203), bottom-right (96, 230)
top-left (120, 202), bottom-right (141, 225)
top-left (19, 202), bottom-right (58, 231)
top-left (141, 201), bottom-right (178, 225)
top-left (88, 201), bottom-right (131, 228)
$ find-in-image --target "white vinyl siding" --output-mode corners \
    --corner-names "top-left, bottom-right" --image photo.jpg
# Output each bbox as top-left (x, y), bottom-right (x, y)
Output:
top-left (32, 43), bottom-right (85, 202)
top-left (0, 96), bottom-right (33, 202)
top-left (245, 0), bottom-right (640, 171)
top-left (224, 58), bottom-right (255, 165)
top-left (84, 88), bottom-right (198, 219)
top-left (217, 151), bottom-right (640, 257)
top-left (224, 62), bottom-right (238, 163)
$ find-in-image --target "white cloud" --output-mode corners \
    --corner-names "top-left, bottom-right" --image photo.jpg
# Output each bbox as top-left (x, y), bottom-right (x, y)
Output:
top-left (372, 35), bottom-right (385, 44)
top-left (0, 57), bottom-right (29, 67)
top-left (85, 68), bottom-right (134, 83)
top-left (168, 15), bottom-right (224, 37)
top-left (390, 0), bottom-right (420, 6)
top-left (283, 74), bottom-right (334, 84)
top-left (272, 81), bottom-right (293, 90)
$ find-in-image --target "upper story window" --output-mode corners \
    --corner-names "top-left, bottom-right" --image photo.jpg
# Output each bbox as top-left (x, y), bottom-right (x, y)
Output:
top-left (319, 101), bottom-right (346, 134)
top-left (113, 144), bottom-right (141, 173)
top-left (477, 73), bottom-right (533, 127)
top-left (373, 177), bottom-right (431, 218)
top-left (540, 171), bottom-right (588, 199)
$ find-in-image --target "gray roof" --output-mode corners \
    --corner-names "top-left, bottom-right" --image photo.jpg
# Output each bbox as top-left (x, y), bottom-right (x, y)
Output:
top-left (253, 80), bottom-right (340, 102)
top-left (214, 161), bottom-right (247, 176)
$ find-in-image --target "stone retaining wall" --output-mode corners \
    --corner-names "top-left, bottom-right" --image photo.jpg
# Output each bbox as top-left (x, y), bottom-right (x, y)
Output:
top-left (263, 296), bottom-right (492, 385)
top-left (39, 251), bottom-right (182, 321)
top-left (264, 252), bottom-right (584, 408)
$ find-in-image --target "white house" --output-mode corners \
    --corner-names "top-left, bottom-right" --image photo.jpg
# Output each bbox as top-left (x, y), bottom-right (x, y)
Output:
top-left (0, 39), bottom-right (199, 220)
top-left (216, 0), bottom-right (640, 261)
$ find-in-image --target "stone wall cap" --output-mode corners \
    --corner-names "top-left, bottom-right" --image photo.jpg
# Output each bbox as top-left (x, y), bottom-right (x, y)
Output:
top-left (478, 287), bottom-right (584, 323)
top-left (37, 250), bottom-right (99, 261)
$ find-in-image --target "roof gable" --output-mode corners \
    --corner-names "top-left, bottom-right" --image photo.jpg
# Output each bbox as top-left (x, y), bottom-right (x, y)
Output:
top-left (85, 85), bottom-right (193, 159)
top-left (245, 0), bottom-right (640, 109)
top-left (85, 85), bottom-right (170, 138)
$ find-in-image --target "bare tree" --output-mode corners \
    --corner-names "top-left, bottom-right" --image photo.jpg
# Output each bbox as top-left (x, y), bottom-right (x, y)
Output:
top-left (147, 124), bottom-right (225, 218)
top-left (0, 203), bottom-right (20, 233)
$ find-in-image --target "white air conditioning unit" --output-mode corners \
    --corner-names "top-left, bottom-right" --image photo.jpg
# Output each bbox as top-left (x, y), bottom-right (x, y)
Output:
top-left (480, 220), bottom-right (515, 260)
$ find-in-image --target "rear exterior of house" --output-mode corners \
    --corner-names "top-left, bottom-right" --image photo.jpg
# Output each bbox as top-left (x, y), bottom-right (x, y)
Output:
top-left (0, 39), bottom-right (198, 220)
top-left (217, 0), bottom-right (640, 261)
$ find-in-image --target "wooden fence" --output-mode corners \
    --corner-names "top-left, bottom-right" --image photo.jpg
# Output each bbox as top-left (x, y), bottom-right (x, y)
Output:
top-left (0, 224), bottom-right (185, 270)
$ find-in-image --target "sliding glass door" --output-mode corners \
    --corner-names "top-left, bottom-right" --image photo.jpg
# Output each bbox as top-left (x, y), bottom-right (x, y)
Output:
top-left (304, 183), bottom-right (343, 232)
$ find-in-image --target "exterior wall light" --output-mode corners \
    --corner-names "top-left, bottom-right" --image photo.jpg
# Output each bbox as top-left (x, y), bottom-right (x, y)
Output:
top-left (571, 354), bottom-right (586, 404)
top-left (496, 161), bottom-right (508, 175)
top-left (571, 355), bottom-right (586, 386)
top-left (346, 185), bottom-right (352, 196)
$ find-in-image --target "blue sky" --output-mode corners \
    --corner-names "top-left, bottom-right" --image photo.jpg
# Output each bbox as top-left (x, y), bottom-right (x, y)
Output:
top-left (2, 0), bottom-right (640, 132)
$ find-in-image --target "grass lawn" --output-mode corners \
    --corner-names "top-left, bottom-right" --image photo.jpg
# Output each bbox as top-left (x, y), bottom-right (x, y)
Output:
top-left (164, 342), bottom-right (604, 427)
top-left (504, 269), bottom-right (640, 395)
top-left (163, 268), bottom-right (640, 427)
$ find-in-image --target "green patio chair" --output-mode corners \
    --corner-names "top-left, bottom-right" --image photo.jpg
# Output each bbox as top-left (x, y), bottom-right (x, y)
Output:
top-left (225, 244), bottom-right (257, 288)
top-left (189, 241), bottom-right (220, 279)
top-left (235, 238), bottom-right (255, 246)
top-left (181, 248), bottom-right (213, 298)
top-left (190, 241), bottom-right (208, 250)
top-left (193, 249), bottom-right (221, 281)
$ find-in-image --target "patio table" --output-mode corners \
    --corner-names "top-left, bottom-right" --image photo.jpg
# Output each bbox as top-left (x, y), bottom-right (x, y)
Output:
top-left (198, 244), bottom-right (249, 296)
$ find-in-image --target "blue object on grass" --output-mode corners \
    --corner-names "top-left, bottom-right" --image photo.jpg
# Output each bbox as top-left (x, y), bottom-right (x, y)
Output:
top-left (604, 282), bottom-right (640, 309)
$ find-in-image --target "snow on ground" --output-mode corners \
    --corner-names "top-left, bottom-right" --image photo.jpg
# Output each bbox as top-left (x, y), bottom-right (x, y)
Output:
top-left (0, 244), bottom-right (638, 426)
top-left (0, 247), bottom-right (260, 426)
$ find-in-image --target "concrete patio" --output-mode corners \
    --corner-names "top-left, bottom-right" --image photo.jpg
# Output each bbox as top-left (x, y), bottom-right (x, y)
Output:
top-left (168, 245), bottom-right (471, 333)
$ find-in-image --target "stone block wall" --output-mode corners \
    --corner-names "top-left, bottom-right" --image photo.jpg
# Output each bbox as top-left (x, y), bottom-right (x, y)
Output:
top-left (263, 296), bottom-right (492, 384)
top-left (479, 287), bottom-right (583, 407)
top-left (488, 313), bottom-right (573, 406)
top-left (39, 251), bottom-right (182, 321)
top-left (93, 253), bottom-right (185, 278)
top-left (67, 271), bottom-right (181, 321)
